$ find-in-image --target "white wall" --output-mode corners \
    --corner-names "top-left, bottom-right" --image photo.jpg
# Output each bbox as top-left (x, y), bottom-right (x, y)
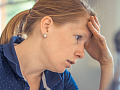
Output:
top-left (115, 0), bottom-right (120, 30)
top-left (68, 0), bottom-right (120, 90)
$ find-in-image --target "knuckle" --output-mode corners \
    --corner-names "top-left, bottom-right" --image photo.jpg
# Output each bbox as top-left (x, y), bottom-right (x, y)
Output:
top-left (101, 36), bottom-right (106, 42)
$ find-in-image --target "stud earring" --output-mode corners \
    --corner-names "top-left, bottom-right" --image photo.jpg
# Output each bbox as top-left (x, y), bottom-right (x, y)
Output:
top-left (43, 34), bottom-right (47, 38)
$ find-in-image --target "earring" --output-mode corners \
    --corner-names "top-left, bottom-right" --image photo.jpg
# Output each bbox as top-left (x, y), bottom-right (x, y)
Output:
top-left (43, 34), bottom-right (47, 38)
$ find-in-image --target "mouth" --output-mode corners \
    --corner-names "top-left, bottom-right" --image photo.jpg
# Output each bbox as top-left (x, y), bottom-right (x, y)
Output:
top-left (67, 60), bottom-right (75, 65)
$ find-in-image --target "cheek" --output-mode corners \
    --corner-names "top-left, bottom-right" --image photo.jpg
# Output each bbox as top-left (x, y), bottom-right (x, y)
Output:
top-left (42, 36), bottom-right (76, 73)
top-left (44, 41), bottom-right (67, 73)
top-left (43, 32), bottom-right (75, 63)
top-left (43, 37), bottom-right (64, 61)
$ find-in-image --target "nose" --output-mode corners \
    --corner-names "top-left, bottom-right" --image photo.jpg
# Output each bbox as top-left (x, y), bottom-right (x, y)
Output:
top-left (74, 50), bottom-right (85, 59)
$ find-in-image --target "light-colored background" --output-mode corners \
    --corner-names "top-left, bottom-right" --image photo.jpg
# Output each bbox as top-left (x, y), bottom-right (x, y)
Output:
top-left (0, 0), bottom-right (120, 90)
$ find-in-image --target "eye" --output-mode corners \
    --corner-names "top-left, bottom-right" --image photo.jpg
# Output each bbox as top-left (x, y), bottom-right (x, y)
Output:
top-left (75, 35), bottom-right (82, 41)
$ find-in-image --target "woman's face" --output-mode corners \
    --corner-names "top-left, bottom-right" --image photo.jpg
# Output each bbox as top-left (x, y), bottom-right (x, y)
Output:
top-left (41, 16), bottom-right (92, 73)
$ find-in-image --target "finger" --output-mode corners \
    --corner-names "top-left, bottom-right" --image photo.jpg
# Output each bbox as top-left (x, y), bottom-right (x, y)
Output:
top-left (88, 22), bottom-right (100, 39)
top-left (90, 16), bottom-right (100, 32)
top-left (97, 34), bottom-right (106, 46)
top-left (94, 16), bottom-right (101, 28)
top-left (88, 21), bottom-right (98, 34)
top-left (88, 21), bottom-right (106, 46)
top-left (88, 22), bottom-right (106, 42)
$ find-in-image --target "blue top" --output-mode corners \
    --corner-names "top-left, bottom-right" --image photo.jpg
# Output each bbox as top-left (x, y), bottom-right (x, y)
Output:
top-left (0, 36), bottom-right (79, 90)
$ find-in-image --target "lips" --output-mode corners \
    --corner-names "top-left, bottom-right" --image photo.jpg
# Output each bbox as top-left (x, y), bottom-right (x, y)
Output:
top-left (67, 60), bottom-right (75, 64)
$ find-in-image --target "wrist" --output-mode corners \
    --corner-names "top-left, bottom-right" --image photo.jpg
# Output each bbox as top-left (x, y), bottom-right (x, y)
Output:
top-left (100, 59), bottom-right (114, 73)
top-left (99, 57), bottom-right (113, 66)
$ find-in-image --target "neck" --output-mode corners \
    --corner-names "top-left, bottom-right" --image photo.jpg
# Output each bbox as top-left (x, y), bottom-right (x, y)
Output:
top-left (14, 36), bottom-right (46, 79)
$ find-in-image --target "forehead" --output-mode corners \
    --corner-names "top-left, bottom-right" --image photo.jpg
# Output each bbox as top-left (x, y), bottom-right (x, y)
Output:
top-left (69, 17), bottom-right (92, 38)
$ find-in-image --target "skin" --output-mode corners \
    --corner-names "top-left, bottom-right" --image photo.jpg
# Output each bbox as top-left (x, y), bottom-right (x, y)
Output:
top-left (14, 16), bottom-right (113, 90)
top-left (87, 16), bottom-right (114, 90)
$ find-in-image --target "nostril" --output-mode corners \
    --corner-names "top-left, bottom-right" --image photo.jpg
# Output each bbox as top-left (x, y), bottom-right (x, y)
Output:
top-left (74, 51), bottom-right (85, 59)
top-left (76, 53), bottom-right (85, 59)
top-left (76, 55), bottom-right (80, 58)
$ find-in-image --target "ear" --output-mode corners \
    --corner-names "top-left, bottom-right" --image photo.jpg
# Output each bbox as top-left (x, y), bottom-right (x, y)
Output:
top-left (40, 16), bottom-right (53, 38)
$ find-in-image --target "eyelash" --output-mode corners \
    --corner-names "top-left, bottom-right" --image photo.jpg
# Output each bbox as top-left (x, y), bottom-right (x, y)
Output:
top-left (75, 35), bottom-right (82, 41)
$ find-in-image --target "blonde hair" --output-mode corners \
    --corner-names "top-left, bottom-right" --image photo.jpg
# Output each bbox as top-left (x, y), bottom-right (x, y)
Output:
top-left (0, 0), bottom-right (95, 44)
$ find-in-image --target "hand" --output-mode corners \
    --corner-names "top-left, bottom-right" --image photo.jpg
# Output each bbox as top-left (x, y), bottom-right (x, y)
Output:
top-left (85, 16), bottom-right (113, 65)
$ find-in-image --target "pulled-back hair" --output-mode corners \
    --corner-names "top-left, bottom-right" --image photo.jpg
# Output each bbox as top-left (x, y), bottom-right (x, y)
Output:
top-left (0, 0), bottom-right (95, 44)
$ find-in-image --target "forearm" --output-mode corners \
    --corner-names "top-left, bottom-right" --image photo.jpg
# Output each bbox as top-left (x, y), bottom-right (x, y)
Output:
top-left (99, 59), bottom-right (114, 90)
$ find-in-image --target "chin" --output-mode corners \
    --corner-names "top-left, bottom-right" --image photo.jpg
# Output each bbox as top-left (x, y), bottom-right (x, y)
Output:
top-left (50, 67), bottom-right (66, 74)
top-left (55, 68), bottom-right (66, 73)
top-left (48, 63), bottom-right (66, 73)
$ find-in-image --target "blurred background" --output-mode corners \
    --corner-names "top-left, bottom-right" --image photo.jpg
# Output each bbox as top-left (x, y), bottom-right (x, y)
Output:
top-left (0, 0), bottom-right (120, 90)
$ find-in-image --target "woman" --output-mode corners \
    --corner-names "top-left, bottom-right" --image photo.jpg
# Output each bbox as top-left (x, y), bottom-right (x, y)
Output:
top-left (0, 0), bottom-right (113, 90)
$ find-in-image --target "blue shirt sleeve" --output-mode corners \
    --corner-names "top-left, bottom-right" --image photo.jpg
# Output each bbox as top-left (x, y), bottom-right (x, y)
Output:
top-left (63, 69), bottom-right (79, 90)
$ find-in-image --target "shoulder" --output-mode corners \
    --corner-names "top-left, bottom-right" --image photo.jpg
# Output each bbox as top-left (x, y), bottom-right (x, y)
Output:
top-left (0, 44), bottom-right (3, 49)
top-left (0, 44), bottom-right (4, 63)
top-left (0, 44), bottom-right (3, 55)
top-left (0, 44), bottom-right (3, 56)
top-left (0, 44), bottom-right (4, 73)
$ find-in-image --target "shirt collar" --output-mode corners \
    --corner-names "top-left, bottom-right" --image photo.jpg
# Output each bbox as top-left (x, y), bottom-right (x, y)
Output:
top-left (3, 36), bottom-right (25, 79)
top-left (2, 36), bottom-right (62, 88)
top-left (44, 70), bottom-right (62, 88)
